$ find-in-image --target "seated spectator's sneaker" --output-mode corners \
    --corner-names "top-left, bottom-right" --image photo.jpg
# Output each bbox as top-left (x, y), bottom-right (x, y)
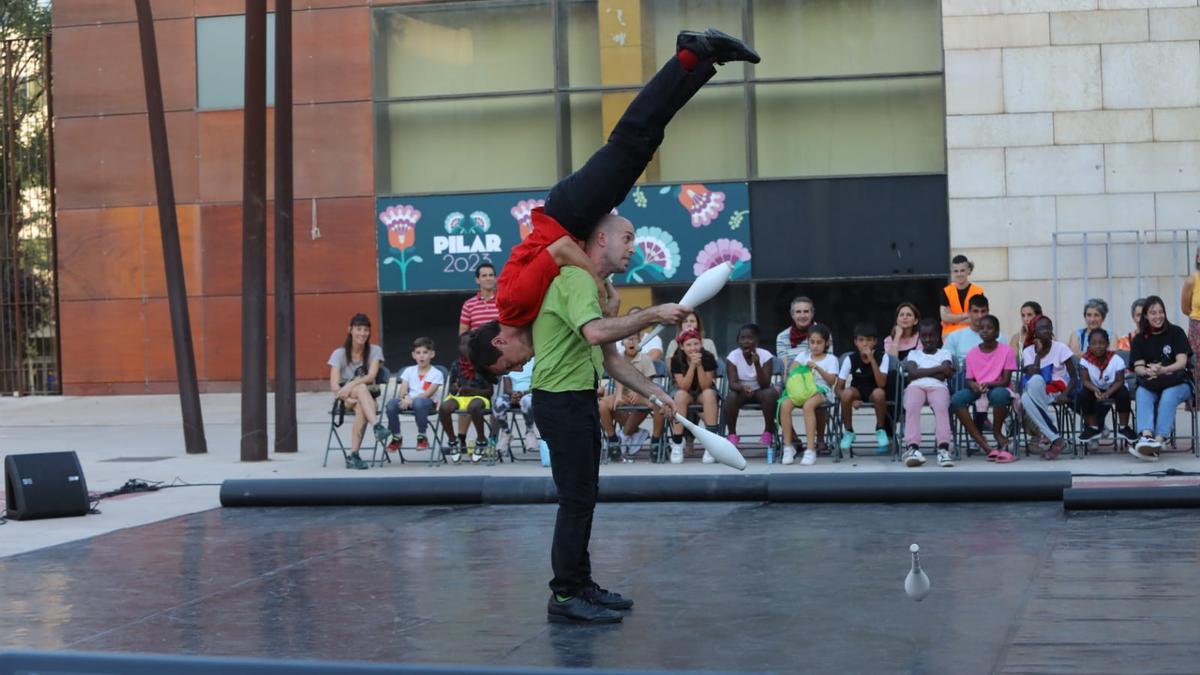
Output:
top-left (628, 429), bottom-right (650, 456)
top-left (838, 432), bottom-right (856, 451)
top-left (800, 449), bottom-right (817, 466)
top-left (444, 440), bottom-right (462, 464)
top-left (781, 446), bottom-right (796, 465)
top-left (993, 449), bottom-right (1017, 463)
top-left (1078, 426), bottom-right (1102, 443)
top-left (524, 428), bottom-right (539, 452)
top-left (936, 445), bottom-right (954, 468)
top-left (496, 428), bottom-right (512, 453)
top-left (760, 431), bottom-right (775, 447)
top-left (726, 433), bottom-right (740, 448)
top-left (1042, 437), bottom-right (1065, 460)
top-left (582, 583), bottom-right (634, 610)
top-left (1130, 437), bottom-right (1160, 462)
top-left (986, 448), bottom-right (1001, 462)
top-left (386, 435), bottom-right (402, 452)
top-left (547, 593), bottom-right (623, 624)
top-left (902, 447), bottom-right (925, 467)
top-left (416, 434), bottom-right (429, 450)
top-left (345, 452), bottom-right (369, 470)
top-left (470, 441), bottom-right (485, 463)
top-left (701, 450), bottom-right (716, 464)
top-left (676, 28), bottom-right (761, 65)
top-left (373, 423), bottom-right (391, 445)
top-left (669, 441), bottom-right (685, 464)
top-left (875, 429), bottom-right (891, 454)
top-left (1118, 426), bottom-right (1139, 443)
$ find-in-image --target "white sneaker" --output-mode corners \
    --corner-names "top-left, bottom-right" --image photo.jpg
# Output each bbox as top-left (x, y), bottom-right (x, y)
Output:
top-left (496, 428), bottom-right (512, 454)
top-left (616, 429), bottom-right (629, 457)
top-left (902, 447), bottom-right (926, 467)
top-left (937, 448), bottom-right (954, 468)
top-left (800, 449), bottom-right (817, 465)
top-left (669, 441), bottom-right (684, 464)
top-left (523, 428), bottom-right (539, 451)
top-left (701, 450), bottom-right (715, 464)
top-left (630, 429), bottom-right (650, 455)
top-left (781, 447), bottom-right (796, 465)
top-left (1130, 437), bottom-right (1161, 462)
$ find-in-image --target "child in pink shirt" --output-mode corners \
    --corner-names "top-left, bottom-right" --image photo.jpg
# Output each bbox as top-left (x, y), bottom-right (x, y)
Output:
top-left (950, 315), bottom-right (1018, 462)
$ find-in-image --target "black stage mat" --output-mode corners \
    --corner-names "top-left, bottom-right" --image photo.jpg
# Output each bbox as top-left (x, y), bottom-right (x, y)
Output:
top-left (2, 502), bottom-right (1199, 673)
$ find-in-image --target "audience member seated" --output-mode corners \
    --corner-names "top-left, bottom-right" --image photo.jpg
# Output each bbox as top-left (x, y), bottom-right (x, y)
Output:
top-left (900, 318), bottom-right (955, 468)
top-left (775, 296), bottom-right (818, 370)
top-left (1066, 298), bottom-right (1111, 358)
top-left (1009, 301), bottom-right (1043, 355)
top-left (1184, 246), bottom-right (1200, 399)
top-left (614, 306), bottom-right (664, 361)
top-left (600, 335), bottom-right (663, 462)
top-left (836, 323), bottom-right (892, 455)
top-left (1077, 328), bottom-right (1137, 445)
top-left (494, 356), bottom-right (537, 455)
top-left (1129, 295), bottom-right (1193, 460)
top-left (439, 337), bottom-right (496, 464)
top-left (778, 324), bottom-right (838, 466)
top-left (1115, 298), bottom-right (1145, 352)
top-left (940, 254), bottom-right (984, 338)
top-left (945, 294), bottom-right (1005, 431)
top-left (668, 329), bottom-right (720, 464)
top-left (1020, 316), bottom-right (1074, 461)
top-left (327, 313), bottom-right (389, 470)
top-left (385, 337), bottom-right (443, 452)
top-left (722, 323), bottom-right (779, 449)
top-left (951, 315), bottom-right (1017, 462)
top-left (884, 302), bottom-right (921, 361)
top-left (665, 311), bottom-right (719, 362)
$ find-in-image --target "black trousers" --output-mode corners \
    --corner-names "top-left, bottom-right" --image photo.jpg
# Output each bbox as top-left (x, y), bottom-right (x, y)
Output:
top-left (532, 388), bottom-right (603, 596)
top-left (1077, 386), bottom-right (1132, 420)
top-left (544, 56), bottom-right (717, 241)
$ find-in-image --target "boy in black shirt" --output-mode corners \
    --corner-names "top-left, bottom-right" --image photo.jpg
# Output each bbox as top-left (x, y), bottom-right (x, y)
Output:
top-left (836, 323), bottom-right (892, 454)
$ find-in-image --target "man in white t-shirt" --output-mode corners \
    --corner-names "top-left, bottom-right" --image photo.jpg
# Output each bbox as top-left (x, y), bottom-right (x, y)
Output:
top-left (385, 337), bottom-right (444, 451)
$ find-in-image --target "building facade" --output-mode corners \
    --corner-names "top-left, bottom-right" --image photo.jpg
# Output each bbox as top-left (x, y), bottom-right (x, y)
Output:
top-left (49, 0), bottom-right (1198, 394)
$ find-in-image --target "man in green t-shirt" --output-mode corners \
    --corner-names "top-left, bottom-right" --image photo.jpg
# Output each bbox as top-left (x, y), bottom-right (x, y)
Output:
top-left (507, 213), bottom-right (689, 624)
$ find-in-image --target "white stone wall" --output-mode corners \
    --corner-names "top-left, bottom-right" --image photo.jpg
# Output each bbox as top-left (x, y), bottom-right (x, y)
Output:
top-left (943, 0), bottom-right (1200, 338)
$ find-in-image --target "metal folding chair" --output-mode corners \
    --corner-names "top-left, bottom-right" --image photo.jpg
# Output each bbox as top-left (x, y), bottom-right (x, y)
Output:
top-left (323, 367), bottom-right (394, 468)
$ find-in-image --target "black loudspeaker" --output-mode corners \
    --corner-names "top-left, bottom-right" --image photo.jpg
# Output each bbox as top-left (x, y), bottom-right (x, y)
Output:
top-left (4, 452), bottom-right (89, 521)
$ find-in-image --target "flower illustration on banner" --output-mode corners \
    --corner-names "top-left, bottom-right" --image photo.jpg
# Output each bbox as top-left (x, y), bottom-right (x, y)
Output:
top-left (632, 186), bottom-right (648, 208)
top-left (510, 198), bottom-right (545, 241)
top-left (694, 238), bottom-right (750, 279)
top-left (444, 210), bottom-right (491, 236)
top-left (678, 184), bottom-right (726, 228)
top-left (727, 209), bottom-right (749, 231)
top-left (624, 226), bottom-right (680, 283)
top-left (380, 204), bottom-right (424, 290)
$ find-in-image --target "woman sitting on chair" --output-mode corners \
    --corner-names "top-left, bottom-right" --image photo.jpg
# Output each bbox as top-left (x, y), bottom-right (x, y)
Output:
top-left (328, 313), bottom-right (389, 470)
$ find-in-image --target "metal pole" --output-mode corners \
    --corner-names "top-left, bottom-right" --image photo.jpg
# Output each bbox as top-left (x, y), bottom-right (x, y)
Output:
top-left (1052, 233), bottom-right (1059, 329)
top-left (43, 35), bottom-right (62, 394)
top-left (134, 0), bottom-right (207, 453)
top-left (241, 0), bottom-right (269, 461)
top-left (1081, 232), bottom-right (1089, 309)
top-left (4, 41), bottom-right (24, 394)
top-left (1105, 232), bottom-right (1113, 335)
top-left (274, 0), bottom-right (297, 453)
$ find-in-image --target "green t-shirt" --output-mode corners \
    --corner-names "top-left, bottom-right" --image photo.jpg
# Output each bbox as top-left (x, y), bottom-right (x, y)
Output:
top-left (532, 266), bottom-right (604, 392)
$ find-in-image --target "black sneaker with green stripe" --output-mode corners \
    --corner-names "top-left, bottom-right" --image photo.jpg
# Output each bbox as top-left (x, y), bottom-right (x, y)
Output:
top-left (546, 593), bottom-right (623, 623)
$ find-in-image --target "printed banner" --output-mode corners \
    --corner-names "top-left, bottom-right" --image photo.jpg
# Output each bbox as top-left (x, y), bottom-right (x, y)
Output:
top-left (376, 182), bottom-right (751, 293)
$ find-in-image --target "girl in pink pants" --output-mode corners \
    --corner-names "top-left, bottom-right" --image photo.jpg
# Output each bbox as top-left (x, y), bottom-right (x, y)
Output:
top-left (901, 318), bottom-right (956, 468)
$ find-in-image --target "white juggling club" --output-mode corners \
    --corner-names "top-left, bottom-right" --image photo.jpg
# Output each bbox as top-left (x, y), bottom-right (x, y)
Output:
top-left (639, 262), bottom-right (733, 349)
top-left (905, 544), bottom-right (930, 602)
top-left (651, 395), bottom-right (746, 471)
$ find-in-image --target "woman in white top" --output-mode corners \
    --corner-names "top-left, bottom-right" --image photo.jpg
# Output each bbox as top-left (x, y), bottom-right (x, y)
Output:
top-left (327, 313), bottom-right (388, 470)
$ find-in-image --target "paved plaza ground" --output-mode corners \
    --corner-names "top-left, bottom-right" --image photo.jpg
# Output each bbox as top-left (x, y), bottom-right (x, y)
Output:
top-left (1, 392), bottom-right (1197, 558)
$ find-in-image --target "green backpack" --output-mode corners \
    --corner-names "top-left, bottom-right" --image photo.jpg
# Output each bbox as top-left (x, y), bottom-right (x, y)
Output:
top-left (783, 362), bottom-right (819, 406)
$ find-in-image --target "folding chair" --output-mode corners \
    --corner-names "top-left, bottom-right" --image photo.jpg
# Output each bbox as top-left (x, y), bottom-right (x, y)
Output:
top-left (721, 356), bottom-right (783, 463)
top-left (495, 375), bottom-right (540, 462)
top-left (659, 365), bottom-right (724, 463)
top-left (433, 373), bottom-right (502, 466)
top-left (323, 366), bottom-right (394, 468)
top-left (603, 366), bottom-right (668, 463)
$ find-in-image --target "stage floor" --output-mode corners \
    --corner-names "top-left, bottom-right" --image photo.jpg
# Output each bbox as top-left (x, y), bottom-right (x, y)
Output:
top-left (2, 501), bottom-right (1199, 673)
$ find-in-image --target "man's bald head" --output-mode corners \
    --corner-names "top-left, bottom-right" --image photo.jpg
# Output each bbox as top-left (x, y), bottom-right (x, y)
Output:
top-left (587, 213), bottom-right (636, 277)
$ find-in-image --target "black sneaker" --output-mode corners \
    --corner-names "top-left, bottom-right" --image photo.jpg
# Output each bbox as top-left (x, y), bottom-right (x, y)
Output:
top-left (676, 28), bottom-right (761, 65)
top-left (1118, 425), bottom-right (1139, 442)
top-left (373, 423), bottom-right (391, 444)
top-left (345, 452), bottom-right (369, 470)
top-left (1078, 426), bottom-right (1102, 442)
top-left (547, 593), bottom-right (623, 624)
top-left (444, 440), bottom-right (461, 464)
top-left (582, 583), bottom-right (634, 610)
